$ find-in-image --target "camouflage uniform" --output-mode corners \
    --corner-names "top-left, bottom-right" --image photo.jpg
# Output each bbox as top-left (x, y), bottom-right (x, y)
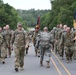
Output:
top-left (4, 29), bottom-right (12, 57)
top-left (0, 32), bottom-right (7, 64)
top-left (72, 30), bottom-right (76, 59)
top-left (1, 40), bottom-right (7, 64)
top-left (32, 30), bottom-right (39, 56)
top-left (59, 29), bottom-right (67, 59)
top-left (60, 31), bottom-right (75, 62)
top-left (54, 28), bottom-right (61, 54)
top-left (0, 32), bottom-right (3, 58)
top-left (35, 33), bottom-right (41, 57)
top-left (50, 27), bottom-right (56, 51)
top-left (39, 29), bottom-right (52, 68)
top-left (11, 29), bottom-right (27, 71)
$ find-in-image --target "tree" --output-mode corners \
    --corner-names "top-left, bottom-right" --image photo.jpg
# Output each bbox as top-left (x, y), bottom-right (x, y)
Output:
top-left (49, 0), bottom-right (76, 28)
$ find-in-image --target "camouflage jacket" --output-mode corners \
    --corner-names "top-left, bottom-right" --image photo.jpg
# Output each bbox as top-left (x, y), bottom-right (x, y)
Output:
top-left (11, 29), bottom-right (27, 47)
top-left (60, 31), bottom-right (75, 46)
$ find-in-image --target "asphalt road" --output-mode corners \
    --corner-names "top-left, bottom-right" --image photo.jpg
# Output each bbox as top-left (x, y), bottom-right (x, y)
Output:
top-left (0, 43), bottom-right (76, 75)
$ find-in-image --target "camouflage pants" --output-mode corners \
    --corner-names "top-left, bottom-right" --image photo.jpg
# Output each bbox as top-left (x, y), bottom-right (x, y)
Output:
top-left (59, 45), bottom-right (64, 57)
top-left (39, 45), bottom-right (51, 62)
top-left (57, 40), bottom-right (61, 54)
top-left (6, 41), bottom-right (11, 56)
top-left (0, 43), bottom-right (7, 62)
top-left (65, 46), bottom-right (74, 60)
top-left (0, 46), bottom-right (1, 58)
top-left (14, 46), bottom-right (25, 68)
top-left (73, 46), bottom-right (76, 59)
top-left (54, 43), bottom-right (59, 54)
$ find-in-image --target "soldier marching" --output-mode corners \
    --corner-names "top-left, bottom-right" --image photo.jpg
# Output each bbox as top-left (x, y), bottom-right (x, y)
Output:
top-left (0, 22), bottom-right (76, 72)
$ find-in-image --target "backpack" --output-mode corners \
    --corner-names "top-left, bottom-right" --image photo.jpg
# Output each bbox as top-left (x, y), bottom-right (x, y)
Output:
top-left (40, 32), bottom-right (51, 46)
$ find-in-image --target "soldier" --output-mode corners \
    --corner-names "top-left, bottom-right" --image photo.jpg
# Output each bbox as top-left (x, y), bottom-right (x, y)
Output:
top-left (60, 27), bottom-right (75, 63)
top-left (56, 24), bottom-right (65, 58)
top-left (32, 25), bottom-right (39, 56)
top-left (2, 26), bottom-right (7, 58)
top-left (4, 25), bottom-right (12, 58)
top-left (50, 27), bottom-right (56, 51)
top-left (38, 27), bottom-right (52, 68)
top-left (60, 25), bottom-right (67, 59)
top-left (72, 28), bottom-right (76, 59)
top-left (0, 27), bottom-right (7, 64)
top-left (0, 27), bottom-right (3, 61)
top-left (56, 24), bottom-right (63, 55)
top-left (3, 26), bottom-right (6, 32)
top-left (54, 24), bottom-right (60, 54)
top-left (11, 22), bottom-right (27, 71)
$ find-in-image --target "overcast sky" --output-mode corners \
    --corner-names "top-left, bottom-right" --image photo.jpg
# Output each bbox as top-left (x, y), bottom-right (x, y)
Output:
top-left (3, 0), bottom-right (51, 10)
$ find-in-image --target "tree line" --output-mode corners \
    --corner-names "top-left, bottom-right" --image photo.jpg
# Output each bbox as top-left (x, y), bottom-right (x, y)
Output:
top-left (1, 0), bottom-right (76, 30)
top-left (17, 9), bottom-right (50, 27)
top-left (0, 0), bottom-right (50, 30)
top-left (40, 0), bottom-right (76, 30)
top-left (0, 0), bottom-right (25, 30)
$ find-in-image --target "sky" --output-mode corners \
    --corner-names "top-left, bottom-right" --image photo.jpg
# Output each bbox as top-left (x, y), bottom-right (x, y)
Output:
top-left (3, 0), bottom-right (51, 10)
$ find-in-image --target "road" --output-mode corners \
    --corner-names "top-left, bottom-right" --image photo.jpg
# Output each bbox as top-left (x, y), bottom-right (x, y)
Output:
top-left (0, 43), bottom-right (76, 75)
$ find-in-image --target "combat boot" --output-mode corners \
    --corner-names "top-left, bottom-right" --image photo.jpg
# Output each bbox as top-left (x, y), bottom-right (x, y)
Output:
top-left (66, 60), bottom-right (69, 63)
top-left (46, 61), bottom-right (50, 68)
top-left (40, 61), bottom-right (43, 66)
top-left (26, 47), bottom-right (28, 54)
top-left (20, 66), bottom-right (24, 70)
top-left (2, 61), bottom-right (5, 64)
top-left (66, 58), bottom-right (69, 63)
top-left (35, 48), bottom-right (37, 56)
top-left (5, 55), bottom-right (7, 58)
top-left (62, 57), bottom-right (64, 60)
top-left (37, 50), bottom-right (40, 57)
top-left (73, 57), bottom-right (76, 60)
top-left (15, 67), bottom-right (19, 72)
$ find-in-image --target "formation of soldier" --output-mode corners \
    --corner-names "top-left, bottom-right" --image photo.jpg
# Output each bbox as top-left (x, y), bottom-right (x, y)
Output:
top-left (33, 23), bottom-right (76, 66)
top-left (0, 22), bottom-right (76, 72)
top-left (50, 24), bottom-right (76, 63)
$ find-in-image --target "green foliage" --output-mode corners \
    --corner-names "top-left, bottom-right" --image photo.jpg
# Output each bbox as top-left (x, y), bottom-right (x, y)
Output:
top-left (17, 9), bottom-right (50, 28)
top-left (0, 0), bottom-right (24, 30)
top-left (0, 0), bottom-right (49, 30)
top-left (40, 12), bottom-right (51, 30)
top-left (1, 0), bottom-right (76, 30)
top-left (48, 0), bottom-right (76, 28)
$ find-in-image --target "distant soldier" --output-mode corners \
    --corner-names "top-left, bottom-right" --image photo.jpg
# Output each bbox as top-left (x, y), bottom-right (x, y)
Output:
top-left (59, 25), bottom-right (67, 59)
top-left (72, 28), bottom-right (76, 59)
top-left (0, 27), bottom-right (7, 64)
top-left (50, 27), bottom-right (56, 51)
top-left (11, 22), bottom-right (27, 71)
top-left (38, 27), bottom-right (52, 68)
top-left (2, 26), bottom-right (7, 58)
top-left (3, 26), bottom-right (6, 32)
top-left (56, 24), bottom-right (63, 55)
top-left (4, 25), bottom-right (12, 57)
top-left (0, 27), bottom-right (3, 60)
top-left (32, 25), bottom-right (39, 56)
top-left (54, 24), bottom-right (60, 54)
top-left (60, 27), bottom-right (75, 63)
